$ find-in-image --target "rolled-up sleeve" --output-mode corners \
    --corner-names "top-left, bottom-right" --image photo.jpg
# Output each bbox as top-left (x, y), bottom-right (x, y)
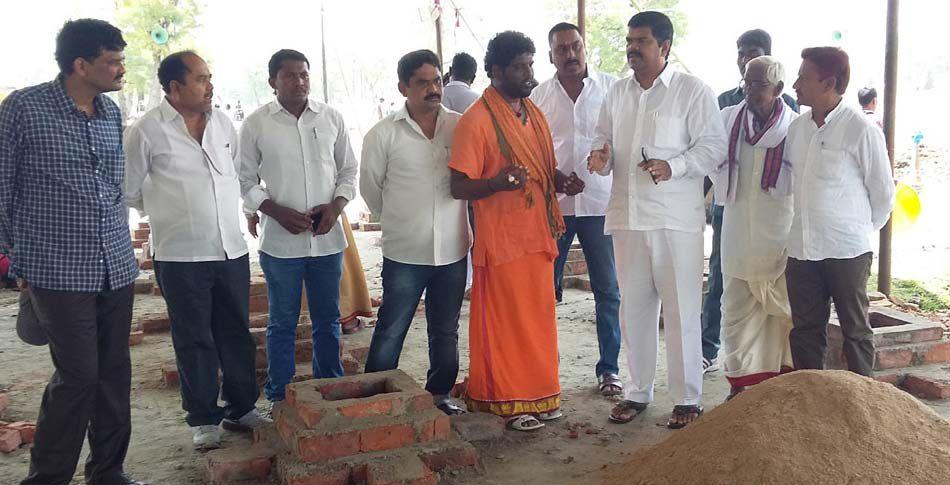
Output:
top-left (359, 124), bottom-right (387, 217)
top-left (590, 88), bottom-right (616, 176)
top-left (668, 85), bottom-right (728, 180)
top-left (238, 117), bottom-right (269, 211)
top-left (332, 115), bottom-right (358, 202)
top-left (859, 126), bottom-right (895, 231)
top-left (122, 123), bottom-right (149, 213)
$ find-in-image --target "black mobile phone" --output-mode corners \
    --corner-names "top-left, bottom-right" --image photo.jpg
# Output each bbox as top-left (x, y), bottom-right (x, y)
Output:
top-left (311, 212), bottom-right (323, 232)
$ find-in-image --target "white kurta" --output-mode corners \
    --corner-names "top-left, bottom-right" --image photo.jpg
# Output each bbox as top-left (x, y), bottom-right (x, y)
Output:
top-left (719, 140), bottom-right (794, 385)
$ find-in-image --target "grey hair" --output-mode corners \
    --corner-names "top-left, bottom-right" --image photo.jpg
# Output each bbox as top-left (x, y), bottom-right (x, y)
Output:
top-left (747, 55), bottom-right (784, 86)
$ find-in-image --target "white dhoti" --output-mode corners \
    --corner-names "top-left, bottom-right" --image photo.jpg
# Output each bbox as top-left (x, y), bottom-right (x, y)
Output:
top-left (720, 274), bottom-right (793, 387)
top-left (613, 229), bottom-right (703, 406)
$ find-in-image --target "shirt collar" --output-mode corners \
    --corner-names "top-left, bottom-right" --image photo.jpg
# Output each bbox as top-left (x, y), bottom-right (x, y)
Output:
top-left (159, 97), bottom-right (182, 122)
top-left (553, 65), bottom-right (601, 90)
top-left (393, 102), bottom-right (448, 125)
top-left (445, 80), bottom-right (470, 88)
top-left (815, 98), bottom-right (847, 128)
top-left (655, 62), bottom-right (675, 87)
top-left (268, 98), bottom-right (324, 116)
top-left (50, 75), bottom-right (110, 120)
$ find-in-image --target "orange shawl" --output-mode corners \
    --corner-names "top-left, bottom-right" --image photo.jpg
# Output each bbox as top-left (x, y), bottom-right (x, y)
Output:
top-left (481, 86), bottom-right (565, 239)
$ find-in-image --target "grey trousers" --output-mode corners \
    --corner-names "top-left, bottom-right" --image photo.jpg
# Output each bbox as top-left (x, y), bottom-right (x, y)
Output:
top-left (785, 252), bottom-right (874, 376)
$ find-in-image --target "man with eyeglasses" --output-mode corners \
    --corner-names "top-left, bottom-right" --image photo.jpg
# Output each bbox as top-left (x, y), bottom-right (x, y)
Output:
top-left (702, 29), bottom-right (800, 376)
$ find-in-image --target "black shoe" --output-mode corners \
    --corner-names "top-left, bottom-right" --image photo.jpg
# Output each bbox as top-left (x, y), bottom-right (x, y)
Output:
top-left (555, 287), bottom-right (563, 303)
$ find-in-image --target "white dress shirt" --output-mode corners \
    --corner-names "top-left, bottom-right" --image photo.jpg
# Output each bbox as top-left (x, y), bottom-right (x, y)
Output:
top-left (442, 80), bottom-right (480, 113)
top-left (239, 99), bottom-right (358, 258)
top-left (786, 101), bottom-right (895, 261)
top-left (360, 104), bottom-right (471, 266)
top-left (531, 67), bottom-right (617, 217)
top-left (592, 66), bottom-right (727, 233)
top-left (124, 99), bottom-right (247, 262)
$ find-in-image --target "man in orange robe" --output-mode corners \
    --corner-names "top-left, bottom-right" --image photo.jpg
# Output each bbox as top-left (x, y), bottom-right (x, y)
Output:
top-left (449, 30), bottom-right (584, 431)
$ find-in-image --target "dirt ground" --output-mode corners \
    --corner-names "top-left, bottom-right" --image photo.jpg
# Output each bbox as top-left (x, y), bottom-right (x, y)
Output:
top-left (1, 218), bottom-right (949, 485)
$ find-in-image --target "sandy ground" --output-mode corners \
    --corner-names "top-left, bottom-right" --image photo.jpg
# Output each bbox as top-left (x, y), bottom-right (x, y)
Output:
top-left (1, 146), bottom-right (949, 484)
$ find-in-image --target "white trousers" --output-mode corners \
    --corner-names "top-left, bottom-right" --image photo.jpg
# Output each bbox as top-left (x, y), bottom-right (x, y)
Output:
top-left (613, 229), bottom-right (704, 406)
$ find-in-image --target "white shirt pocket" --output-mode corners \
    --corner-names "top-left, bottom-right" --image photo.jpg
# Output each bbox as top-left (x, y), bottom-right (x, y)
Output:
top-left (652, 113), bottom-right (688, 150)
top-left (816, 147), bottom-right (846, 181)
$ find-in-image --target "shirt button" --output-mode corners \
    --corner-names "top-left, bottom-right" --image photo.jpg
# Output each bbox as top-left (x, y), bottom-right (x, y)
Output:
top-left (99, 259), bottom-right (104, 263)
top-left (91, 147), bottom-right (96, 152)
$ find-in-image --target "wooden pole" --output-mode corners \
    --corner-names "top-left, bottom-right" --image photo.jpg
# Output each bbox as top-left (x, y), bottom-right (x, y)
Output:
top-left (577, 0), bottom-right (586, 39)
top-left (320, 2), bottom-right (329, 103)
top-left (878, 0), bottom-right (899, 295)
top-left (435, 2), bottom-right (444, 64)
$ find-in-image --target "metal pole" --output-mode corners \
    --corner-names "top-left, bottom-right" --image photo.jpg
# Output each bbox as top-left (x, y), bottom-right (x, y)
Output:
top-left (878, 0), bottom-right (899, 295)
top-left (320, 2), bottom-right (329, 103)
top-left (577, 0), bottom-right (586, 39)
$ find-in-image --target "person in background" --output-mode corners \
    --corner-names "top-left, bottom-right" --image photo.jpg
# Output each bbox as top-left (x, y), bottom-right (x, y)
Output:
top-left (858, 86), bottom-right (883, 129)
top-left (442, 52), bottom-right (480, 113)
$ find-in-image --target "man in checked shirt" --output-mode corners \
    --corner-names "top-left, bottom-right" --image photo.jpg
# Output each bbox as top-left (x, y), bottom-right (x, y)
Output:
top-left (0, 19), bottom-right (146, 485)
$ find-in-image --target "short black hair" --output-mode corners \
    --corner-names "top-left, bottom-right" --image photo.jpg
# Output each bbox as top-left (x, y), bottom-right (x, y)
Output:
top-left (484, 31), bottom-right (535, 78)
top-left (628, 11), bottom-right (674, 58)
top-left (55, 18), bottom-right (126, 75)
top-left (158, 51), bottom-right (198, 94)
top-left (737, 29), bottom-right (772, 55)
top-left (548, 22), bottom-right (581, 44)
top-left (450, 52), bottom-right (477, 82)
top-left (397, 49), bottom-right (441, 84)
top-left (268, 49), bottom-right (309, 80)
top-left (858, 87), bottom-right (877, 107)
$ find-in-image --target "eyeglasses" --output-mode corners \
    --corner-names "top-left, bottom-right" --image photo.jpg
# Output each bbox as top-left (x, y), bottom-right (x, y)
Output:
top-left (741, 79), bottom-right (773, 90)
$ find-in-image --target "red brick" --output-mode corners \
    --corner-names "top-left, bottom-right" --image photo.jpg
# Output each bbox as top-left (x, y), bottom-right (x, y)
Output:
top-left (128, 331), bottom-right (144, 347)
top-left (250, 327), bottom-right (267, 346)
top-left (563, 260), bottom-right (588, 276)
top-left (151, 284), bottom-right (163, 296)
top-left (249, 281), bottom-right (268, 296)
top-left (297, 430), bottom-right (361, 462)
top-left (314, 381), bottom-right (362, 400)
top-left (359, 423), bottom-right (414, 452)
top-left (359, 222), bottom-right (381, 232)
top-left (342, 354), bottom-right (361, 376)
top-left (6, 422), bottom-right (36, 444)
top-left (139, 259), bottom-right (153, 271)
top-left (295, 339), bottom-right (313, 363)
top-left (256, 347), bottom-right (267, 369)
top-left (337, 398), bottom-right (394, 419)
top-left (920, 341), bottom-right (950, 364)
top-left (874, 346), bottom-right (915, 370)
top-left (249, 295), bottom-right (269, 313)
top-left (133, 278), bottom-right (153, 294)
top-left (162, 366), bottom-right (179, 388)
top-left (295, 405), bottom-right (326, 428)
top-left (132, 239), bottom-right (146, 249)
top-left (419, 441), bottom-right (480, 471)
top-left (348, 345), bottom-right (371, 364)
top-left (902, 374), bottom-right (950, 400)
top-left (205, 444), bottom-right (275, 484)
top-left (138, 222), bottom-right (150, 230)
top-left (139, 315), bottom-right (170, 334)
top-left (0, 428), bottom-right (22, 453)
top-left (133, 228), bottom-right (150, 239)
top-left (283, 464), bottom-right (351, 485)
top-left (365, 456), bottom-right (437, 485)
top-left (249, 313), bottom-right (268, 328)
top-left (371, 297), bottom-right (381, 308)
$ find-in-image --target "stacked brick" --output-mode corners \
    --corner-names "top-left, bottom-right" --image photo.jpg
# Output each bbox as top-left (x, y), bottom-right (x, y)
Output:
top-left (204, 370), bottom-right (479, 484)
top-left (826, 307), bottom-right (950, 399)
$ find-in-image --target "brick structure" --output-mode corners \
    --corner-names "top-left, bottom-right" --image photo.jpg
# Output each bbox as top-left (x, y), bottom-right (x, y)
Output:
top-left (205, 370), bottom-right (479, 484)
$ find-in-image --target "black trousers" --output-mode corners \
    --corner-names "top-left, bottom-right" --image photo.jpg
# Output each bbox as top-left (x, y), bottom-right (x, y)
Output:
top-left (22, 283), bottom-right (134, 485)
top-left (785, 252), bottom-right (875, 376)
top-left (154, 255), bottom-right (258, 426)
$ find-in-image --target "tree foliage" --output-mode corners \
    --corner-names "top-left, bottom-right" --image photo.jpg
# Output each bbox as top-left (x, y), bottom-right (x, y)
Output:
top-left (114, 0), bottom-right (200, 115)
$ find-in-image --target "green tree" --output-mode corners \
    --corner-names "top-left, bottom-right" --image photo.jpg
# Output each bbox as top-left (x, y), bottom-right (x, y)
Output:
top-left (113, 0), bottom-right (200, 118)
top-left (549, 0), bottom-right (689, 77)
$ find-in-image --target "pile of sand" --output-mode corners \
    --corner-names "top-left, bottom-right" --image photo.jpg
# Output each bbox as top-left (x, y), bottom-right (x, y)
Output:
top-left (603, 370), bottom-right (950, 485)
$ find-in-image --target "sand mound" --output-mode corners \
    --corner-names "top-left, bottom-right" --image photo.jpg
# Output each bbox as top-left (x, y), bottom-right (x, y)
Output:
top-left (603, 370), bottom-right (950, 485)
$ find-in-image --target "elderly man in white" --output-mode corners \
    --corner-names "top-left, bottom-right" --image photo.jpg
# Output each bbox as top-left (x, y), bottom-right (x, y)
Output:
top-left (588, 11), bottom-right (726, 429)
top-left (710, 56), bottom-right (798, 400)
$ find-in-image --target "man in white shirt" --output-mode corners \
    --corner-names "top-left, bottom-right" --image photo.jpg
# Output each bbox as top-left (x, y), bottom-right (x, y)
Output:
top-left (239, 49), bottom-right (358, 404)
top-left (588, 11), bottom-right (726, 428)
top-left (785, 47), bottom-right (894, 376)
top-left (124, 51), bottom-right (265, 450)
top-left (442, 52), bottom-right (479, 113)
top-left (361, 50), bottom-right (471, 415)
top-left (531, 22), bottom-right (622, 398)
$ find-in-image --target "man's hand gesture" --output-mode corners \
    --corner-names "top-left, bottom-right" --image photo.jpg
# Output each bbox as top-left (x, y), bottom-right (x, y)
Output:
top-left (587, 143), bottom-right (610, 174)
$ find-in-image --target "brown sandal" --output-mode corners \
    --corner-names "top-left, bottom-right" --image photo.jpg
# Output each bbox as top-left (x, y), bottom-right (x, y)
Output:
top-left (609, 400), bottom-right (647, 424)
top-left (667, 405), bottom-right (703, 429)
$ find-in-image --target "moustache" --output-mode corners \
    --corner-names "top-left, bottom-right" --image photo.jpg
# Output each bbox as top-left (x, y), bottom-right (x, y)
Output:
top-left (425, 94), bottom-right (441, 101)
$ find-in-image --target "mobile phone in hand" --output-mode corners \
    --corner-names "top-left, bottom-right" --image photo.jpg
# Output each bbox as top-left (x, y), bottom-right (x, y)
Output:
top-left (311, 211), bottom-right (323, 233)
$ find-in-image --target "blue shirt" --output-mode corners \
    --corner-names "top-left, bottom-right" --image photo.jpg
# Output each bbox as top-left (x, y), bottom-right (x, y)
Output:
top-left (0, 78), bottom-right (138, 291)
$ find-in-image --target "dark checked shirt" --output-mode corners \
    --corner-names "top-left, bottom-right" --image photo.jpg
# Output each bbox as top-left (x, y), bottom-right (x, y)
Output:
top-left (0, 77), bottom-right (138, 291)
